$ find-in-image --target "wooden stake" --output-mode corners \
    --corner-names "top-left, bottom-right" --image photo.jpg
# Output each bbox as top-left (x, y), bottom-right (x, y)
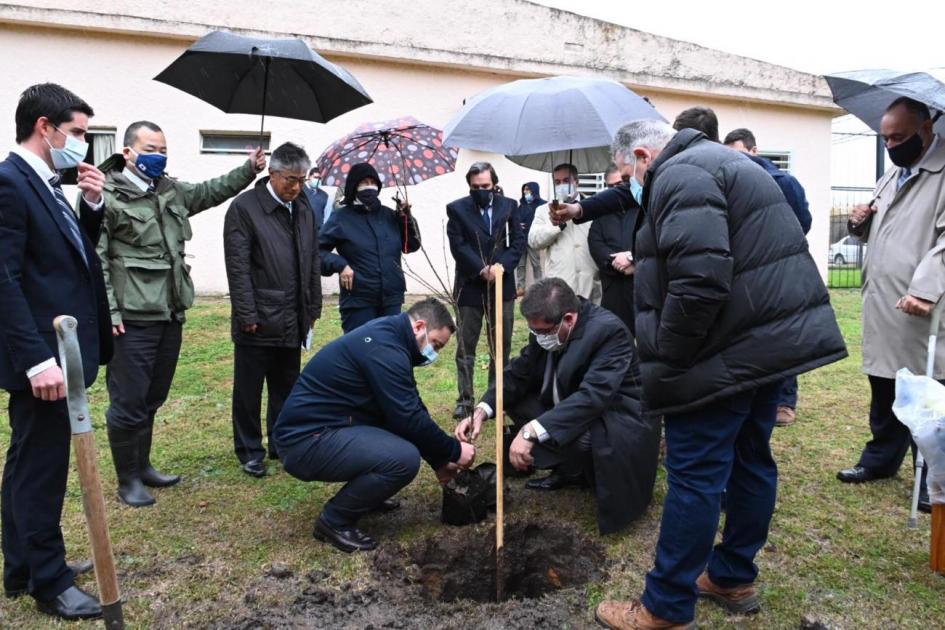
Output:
top-left (55, 316), bottom-right (125, 629)
top-left (932, 504), bottom-right (945, 574)
top-left (494, 264), bottom-right (505, 601)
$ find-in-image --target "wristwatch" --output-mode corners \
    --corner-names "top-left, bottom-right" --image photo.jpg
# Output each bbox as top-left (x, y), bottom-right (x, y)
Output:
top-left (521, 426), bottom-right (538, 443)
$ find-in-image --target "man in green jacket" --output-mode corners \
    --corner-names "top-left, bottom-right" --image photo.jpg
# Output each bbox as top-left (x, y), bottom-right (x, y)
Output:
top-left (97, 120), bottom-right (265, 507)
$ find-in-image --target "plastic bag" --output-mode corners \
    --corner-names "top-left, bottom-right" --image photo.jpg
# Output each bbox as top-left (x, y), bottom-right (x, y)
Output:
top-left (441, 463), bottom-right (497, 526)
top-left (893, 368), bottom-right (945, 504)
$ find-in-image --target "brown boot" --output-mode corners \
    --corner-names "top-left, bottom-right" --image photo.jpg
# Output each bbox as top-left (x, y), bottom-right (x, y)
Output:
top-left (775, 406), bottom-right (796, 427)
top-left (595, 598), bottom-right (696, 630)
top-left (696, 571), bottom-right (761, 615)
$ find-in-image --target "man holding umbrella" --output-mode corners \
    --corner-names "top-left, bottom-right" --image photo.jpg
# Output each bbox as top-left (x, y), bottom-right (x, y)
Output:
top-left (837, 96), bottom-right (945, 511)
top-left (97, 121), bottom-right (265, 507)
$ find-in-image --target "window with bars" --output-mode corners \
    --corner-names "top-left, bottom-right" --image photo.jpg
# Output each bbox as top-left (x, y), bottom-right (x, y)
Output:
top-left (759, 151), bottom-right (791, 172)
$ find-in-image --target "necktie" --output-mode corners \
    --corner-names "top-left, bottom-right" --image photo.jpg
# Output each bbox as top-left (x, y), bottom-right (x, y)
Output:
top-left (483, 207), bottom-right (491, 234)
top-left (898, 167), bottom-right (912, 190)
top-left (48, 175), bottom-right (88, 266)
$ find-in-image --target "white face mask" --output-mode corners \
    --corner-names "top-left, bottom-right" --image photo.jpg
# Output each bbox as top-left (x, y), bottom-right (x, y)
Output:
top-left (45, 125), bottom-right (88, 170)
top-left (532, 322), bottom-right (565, 352)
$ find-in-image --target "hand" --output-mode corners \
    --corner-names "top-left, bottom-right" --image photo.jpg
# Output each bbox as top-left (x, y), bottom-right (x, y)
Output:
top-left (112, 322), bottom-right (126, 337)
top-left (622, 261), bottom-right (636, 276)
top-left (395, 199), bottom-right (412, 214)
top-left (77, 162), bottom-right (105, 205)
top-left (435, 462), bottom-right (461, 485)
top-left (610, 252), bottom-right (629, 272)
top-left (29, 365), bottom-right (65, 401)
top-left (480, 265), bottom-right (496, 284)
top-left (456, 441), bottom-right (476, 468)
top-left (850, 203), bottom-right (876, 226)
top-left (896, 295), bottom-right (934, 317)
top-left (249, 147), bottom-right (267, 173)
top-left (242, 323), bottom-right (259, 334)
top-left (455, 408), bottom-right (487, 442)
top-left (340, 265), bottom-right (355, 290)
top-left (550, 201), bottom-right (581, 225)
top-left (508, 431), bottom-right (535, 471)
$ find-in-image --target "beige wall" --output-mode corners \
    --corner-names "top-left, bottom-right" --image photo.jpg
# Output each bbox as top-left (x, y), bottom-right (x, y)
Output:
top-left (0, 25), bottom-right (834, 298)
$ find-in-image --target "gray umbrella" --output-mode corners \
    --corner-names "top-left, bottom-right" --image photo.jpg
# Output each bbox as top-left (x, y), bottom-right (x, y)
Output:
top-left (443, 75), bottom-right (665, 173)
top-left (826, 68), bottom-right (945, 135)
top-left (154, 30), bottom-right (372, 140)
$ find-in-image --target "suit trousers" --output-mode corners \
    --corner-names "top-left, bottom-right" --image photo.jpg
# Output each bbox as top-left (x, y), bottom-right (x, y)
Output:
top-left (1, 390), bottom-right (74, 601)
top-left (232, 344), bottom-right (301, 463)
top-left (455, 299), bottom-right (514, 407)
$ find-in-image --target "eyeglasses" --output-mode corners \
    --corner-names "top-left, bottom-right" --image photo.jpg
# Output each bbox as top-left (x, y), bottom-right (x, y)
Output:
top-left (528, 320), bottom-right (563, 336)
top-left (273, 172), bottom-right (306, 186)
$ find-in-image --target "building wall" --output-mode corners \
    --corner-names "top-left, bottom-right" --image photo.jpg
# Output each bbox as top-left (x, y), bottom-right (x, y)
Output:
top-left (0, 24), bottom-right (834, 297)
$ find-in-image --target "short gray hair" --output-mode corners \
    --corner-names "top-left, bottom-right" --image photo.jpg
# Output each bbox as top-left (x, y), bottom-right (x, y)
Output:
top-left (270, 142), bottom-right (311, 174)
top-left (610, 120), bottom-right (675, 164)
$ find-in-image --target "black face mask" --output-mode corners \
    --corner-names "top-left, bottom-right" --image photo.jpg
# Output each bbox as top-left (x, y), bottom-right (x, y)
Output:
top-left (887, 132), bottom-right (925, 168)
top-left (470, 188), bottom-right (493, 208)
top-left (356, 188), bottom-right (380, 209)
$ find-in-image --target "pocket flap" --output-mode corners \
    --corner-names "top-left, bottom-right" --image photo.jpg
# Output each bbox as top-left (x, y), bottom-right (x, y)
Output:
top-left (120, 206), bottom-right (156, 223)
top-left (123, 258), bottom-right (171, 271)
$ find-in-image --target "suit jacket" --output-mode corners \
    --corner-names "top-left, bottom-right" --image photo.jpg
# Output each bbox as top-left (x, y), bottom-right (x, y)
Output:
top-left (0, 152), bottom-right (112, 391)
top-left (481, 300), bottom-right (661, 533)
top-left (446, 194), bottom-right (524, 306)
top-left (304, 186), bottom-right (330, 227)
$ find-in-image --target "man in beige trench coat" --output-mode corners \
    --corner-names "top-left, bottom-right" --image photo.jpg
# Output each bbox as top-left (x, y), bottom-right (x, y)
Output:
top-left (837, 97), bottom-right (945, 513)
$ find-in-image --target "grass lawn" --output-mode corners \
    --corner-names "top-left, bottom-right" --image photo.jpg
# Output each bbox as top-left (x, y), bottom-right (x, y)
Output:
top-left (1, 290), bottom-right (942, 628)
top-left (828, 267), bottom-right (863, 289)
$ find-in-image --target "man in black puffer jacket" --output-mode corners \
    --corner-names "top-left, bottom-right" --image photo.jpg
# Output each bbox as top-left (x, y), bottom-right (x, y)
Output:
top-left (553, 122), bottom-right (847, 629)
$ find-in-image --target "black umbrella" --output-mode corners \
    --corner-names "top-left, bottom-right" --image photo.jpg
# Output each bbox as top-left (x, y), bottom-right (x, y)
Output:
top-left (154, 30), bottom-right (372, 143)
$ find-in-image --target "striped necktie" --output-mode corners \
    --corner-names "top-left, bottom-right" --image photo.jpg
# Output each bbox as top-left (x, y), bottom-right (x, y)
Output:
top-left (48, 175), bottom-right (88, 266)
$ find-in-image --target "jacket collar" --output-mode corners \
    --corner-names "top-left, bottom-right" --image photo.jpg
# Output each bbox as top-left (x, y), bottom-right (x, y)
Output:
top-left (916, 133), bottom-right (945, 174)
top-left (566, 298), bottom-right (593, 344)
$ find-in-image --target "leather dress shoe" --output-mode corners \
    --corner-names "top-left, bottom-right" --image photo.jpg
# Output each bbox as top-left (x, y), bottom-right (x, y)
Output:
top-left (525, 470), bottom-right (587, 491)
top-left (6, 560), bottom-right (95, 599)
top-left (836, 466), bottom-right (887, 483)
top-left (313, 517), bottom-right (378, 553)
top-left (69, 560), bottom-right (94, 576)
top-left (242, 459), bottom-right (267, 478)
top-left (453, 403), bottom-right (472, 420)
top-left (36, 585), bottom-right (102, 620)
top-left (372, 497), bottom-right (401, 513)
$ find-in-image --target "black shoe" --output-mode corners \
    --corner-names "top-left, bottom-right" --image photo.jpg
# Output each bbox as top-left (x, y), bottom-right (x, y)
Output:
top-left (36, 585), bottom-right (102, 620)
top-left (919, 488), bottom-right (932, 514)
top-left (69, 560), bottom-right (94, 576)
top-left (525, 471), bottom-right (587, 491)
top-left (453, 403), bottom-right (472, 420)
top-left (371, 498), bottom-right (401, 513)
top-left (313, 517), bottom-right (377, 553)
top-left (836, 466), bottom-right (886, 484)
top-left (242, 459), bottom-right (267, 478)
top-left (4, 582), bottom-right (27, 599)
top-left (138, 426), bottom-right (181, 488)
top-left (107, 426), bottom-right (155, 507)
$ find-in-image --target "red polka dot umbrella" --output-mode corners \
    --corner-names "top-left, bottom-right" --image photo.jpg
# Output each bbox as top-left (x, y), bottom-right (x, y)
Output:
top-left (315, 116), bottom-right (458, 203)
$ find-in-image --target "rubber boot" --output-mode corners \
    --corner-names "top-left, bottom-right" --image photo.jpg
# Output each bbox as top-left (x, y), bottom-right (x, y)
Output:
top-left (107, 426), bottom-right (155, 507)
top-left (138, 425), bottom-right (180, 488)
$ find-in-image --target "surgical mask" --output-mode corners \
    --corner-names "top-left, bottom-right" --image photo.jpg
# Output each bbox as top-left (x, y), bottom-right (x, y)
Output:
top-left (470, 188), bottom-right (493, 208)
top-left (626, 156), bottom-right (644, 205)
top-left (523, 192), bottom-right (533, 203)
top-left (887, 133), bottom-right (925, 168)
top-left (419, 329), bottom-right (438, 366)
top-left (307, 178), bottom-right (320, 189)
top-left (356, 185), bottom-right (380, 208)
top-left (130, 149), bottom-right (167, 179)
top-left (45, 126), bottom-right (88, 171)
top-left (533, 322), bottom-right (565, 352)
top-left (554, 183), bottom-right (575, 202)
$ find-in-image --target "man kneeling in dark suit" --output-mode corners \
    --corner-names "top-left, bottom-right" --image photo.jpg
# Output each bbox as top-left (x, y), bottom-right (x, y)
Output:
top-left (273, 298), bottom-right (476, 552)
top-left (456, 278), bottom-right (661, 534)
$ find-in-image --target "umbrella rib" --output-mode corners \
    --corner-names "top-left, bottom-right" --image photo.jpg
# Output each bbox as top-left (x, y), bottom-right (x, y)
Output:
top-left (385, 132), bottom-right (454, 162)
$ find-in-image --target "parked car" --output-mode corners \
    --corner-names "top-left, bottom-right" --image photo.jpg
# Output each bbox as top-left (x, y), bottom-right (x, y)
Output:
top-left (829, 235), bottom-right (867, 266)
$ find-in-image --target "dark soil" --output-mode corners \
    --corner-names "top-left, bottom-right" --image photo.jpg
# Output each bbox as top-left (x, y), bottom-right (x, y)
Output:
top-left (220, 521), bottom-right (607, 629)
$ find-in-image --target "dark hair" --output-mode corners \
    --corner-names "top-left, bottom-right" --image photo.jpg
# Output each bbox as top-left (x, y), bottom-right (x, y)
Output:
top-left (604, 163), bottom-right (619, 178)
top-left (123, 120), bottom-right (163, 148)
top-left (520, 278), bottom-right (580, 323)
top-left (886, 96), bottom-right (931, 122)
top-left (270, 142), bottom-right (311, 172)
top-left (723, 127), bottom-right (757, 150)
top-left (673, 106), bottom-right (720, 142)
top-left (15, 83), bottom-right (94, 144)
top-left (465, 161), bottom-right (499, 185)
top-left (552, 163), bottom-right (579, 179)
top-left (408, 298), bottom-right (456, 333)
top-left (308, 166), bottom-right (320, 177)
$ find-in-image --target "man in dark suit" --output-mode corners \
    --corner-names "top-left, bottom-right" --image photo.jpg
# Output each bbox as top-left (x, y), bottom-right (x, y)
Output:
top-left (0, 83), bottom-right (113, 620)
top-left (446, 162), bottom-right (525, 419)
top-left (304, 166), bottom-right (332, 227)
top-left (456, 278), bottom-right (661, 533)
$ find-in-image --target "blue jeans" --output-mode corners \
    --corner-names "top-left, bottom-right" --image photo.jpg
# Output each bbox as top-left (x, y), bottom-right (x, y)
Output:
top-left (643, 382), bottom-right (780, 623)
top-left (339, 304), bottom-right (402, 334)
top-left (778, 375), bottom-right (798, 409)
top-left (280, 425), bottom-right (421, 528)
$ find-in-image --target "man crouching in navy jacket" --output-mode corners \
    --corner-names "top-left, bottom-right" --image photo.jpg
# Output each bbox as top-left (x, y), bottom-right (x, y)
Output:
top-left (273, 298), bottom-right (476, 552)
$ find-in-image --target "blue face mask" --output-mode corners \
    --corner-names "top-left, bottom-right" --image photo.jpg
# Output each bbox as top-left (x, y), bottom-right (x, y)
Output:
top-left (131, 149), bottom-right (167, 179)
top-left (627, 156), bottom-right (644, 205)
top-left (419, 329), bottom-right (438, 366)
top-left (523, 192), bottom-right (533, 203)
top-left (45, 126), bottom-right (88, 171)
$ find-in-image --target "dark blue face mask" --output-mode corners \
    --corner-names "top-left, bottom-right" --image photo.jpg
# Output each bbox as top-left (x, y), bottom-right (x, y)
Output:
top-left (131, 149), bottom-right (167, 179)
